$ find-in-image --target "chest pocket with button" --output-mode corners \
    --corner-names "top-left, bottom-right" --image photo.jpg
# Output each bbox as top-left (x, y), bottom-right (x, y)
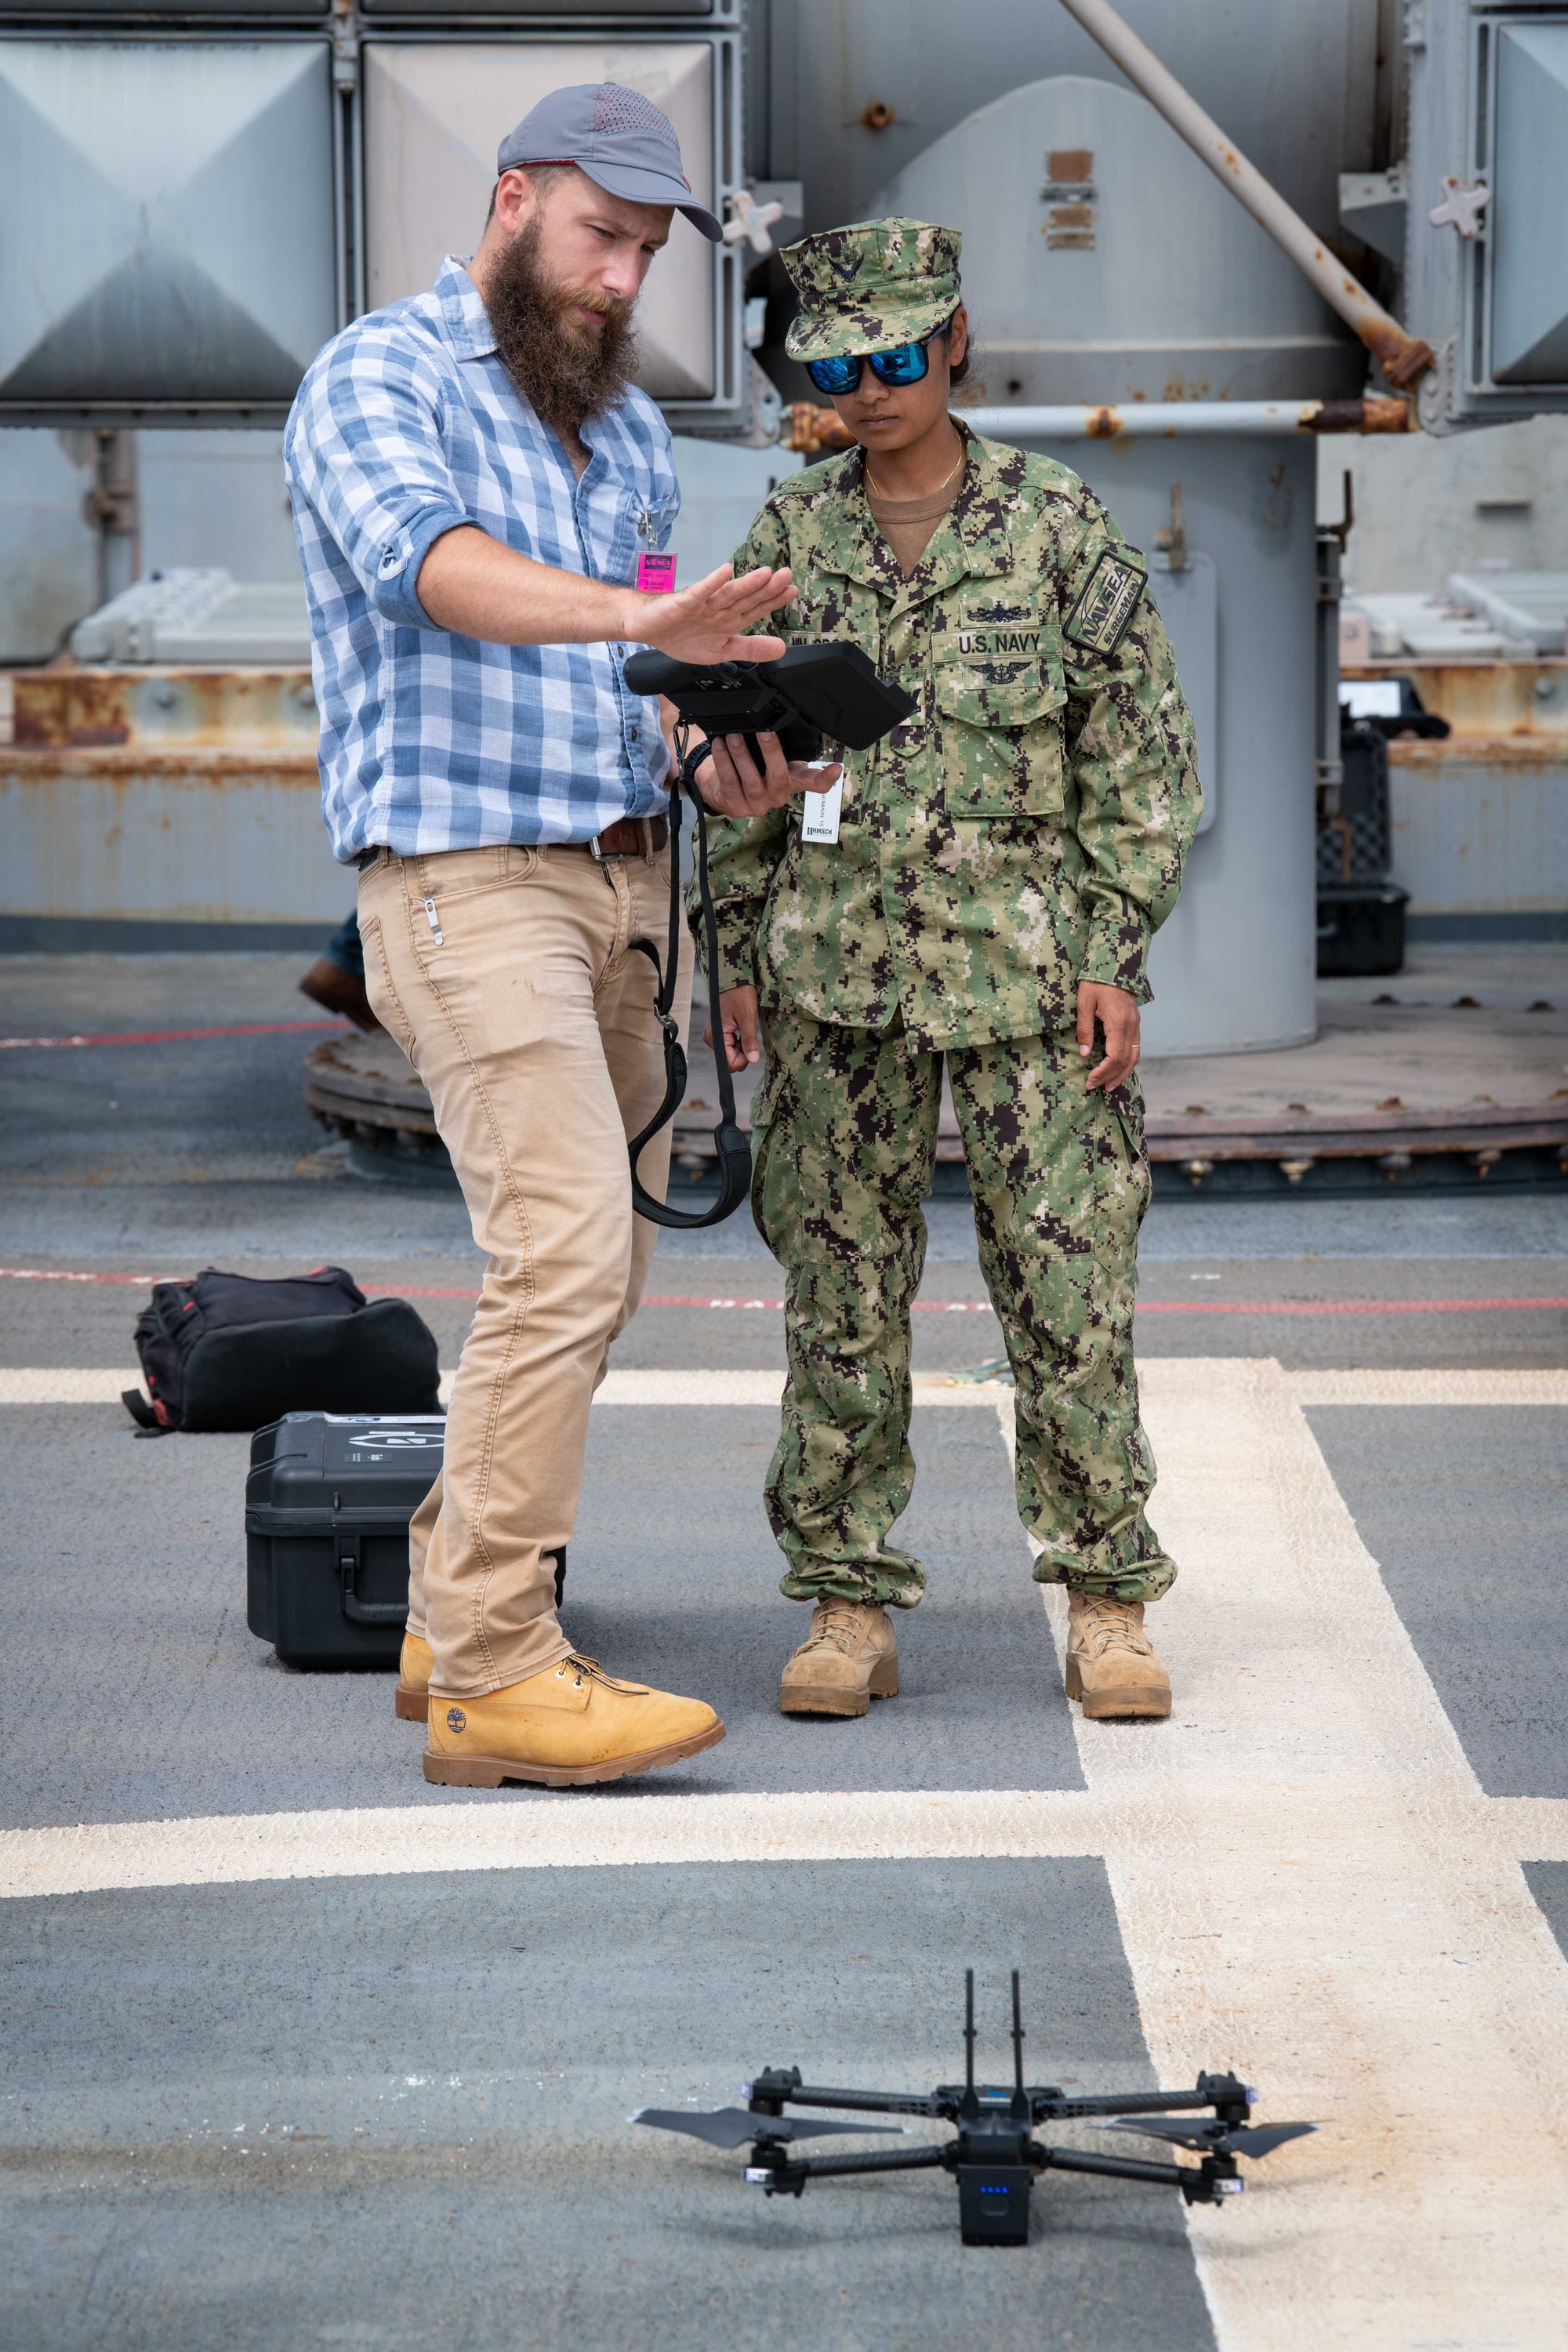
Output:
top-left (606, 487), bottom-right (678, 586)
top-left (932, 608), bottom-right (1068, 818)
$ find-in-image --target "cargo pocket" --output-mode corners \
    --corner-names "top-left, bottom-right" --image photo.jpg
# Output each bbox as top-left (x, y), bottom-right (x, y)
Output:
top-left (935, 659), bottom-right (1068, 818)
top-left (1102, 1074), bottom-right (1152, 1231)
top-left (748, 1042), bottom-right (785, 1136)
top-left (1106, 1072), bottom-right (1145, 1156)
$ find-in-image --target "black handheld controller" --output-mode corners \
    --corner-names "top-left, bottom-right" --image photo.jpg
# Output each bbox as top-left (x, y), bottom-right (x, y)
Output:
top-left (623, 642), bottom-right (917, 769)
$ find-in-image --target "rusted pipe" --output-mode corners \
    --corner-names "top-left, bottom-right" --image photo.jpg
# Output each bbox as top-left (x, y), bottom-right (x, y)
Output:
top-left (1057, 0), bottom-right (1434, 390)
top-left (949, 399), bottom-right (1414, 439)
top-left (783, 401), bottom-right (858, 454)
top-left (1305, 397), bottom-right (1413, 434)
top-left (784, 397), bottom-right (1410, 451)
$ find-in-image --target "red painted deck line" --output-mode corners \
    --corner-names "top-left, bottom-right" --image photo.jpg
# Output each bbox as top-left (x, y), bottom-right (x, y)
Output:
top-left (0, 1022), bottom-right (350, 1051)
top-left (2, 1268), bottom-right (1565, 1317)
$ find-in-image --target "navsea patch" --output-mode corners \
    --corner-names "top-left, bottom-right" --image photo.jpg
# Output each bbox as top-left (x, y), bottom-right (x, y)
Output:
top-left (1064, 547), bottom-right (1148, 657)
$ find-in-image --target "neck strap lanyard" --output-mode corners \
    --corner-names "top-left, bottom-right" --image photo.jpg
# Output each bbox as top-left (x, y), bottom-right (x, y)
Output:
top-left (626, 728), bottom-right (753, 1231)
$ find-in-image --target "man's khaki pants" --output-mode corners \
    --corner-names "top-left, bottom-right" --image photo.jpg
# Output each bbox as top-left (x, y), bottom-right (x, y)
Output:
top-left (358, 835), bottom-right (688, 1697)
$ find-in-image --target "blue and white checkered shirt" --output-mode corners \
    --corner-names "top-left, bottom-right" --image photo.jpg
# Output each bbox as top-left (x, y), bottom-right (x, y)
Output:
top-left (284, 255), bottom-right (678, 864)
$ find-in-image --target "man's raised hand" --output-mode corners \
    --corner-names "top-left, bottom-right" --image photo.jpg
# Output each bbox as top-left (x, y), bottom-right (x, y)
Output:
top-left (633, 561), bottom-right (796, 667)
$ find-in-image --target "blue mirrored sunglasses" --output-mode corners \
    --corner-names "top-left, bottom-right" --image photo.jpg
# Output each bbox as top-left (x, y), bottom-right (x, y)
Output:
top-left (804, 336), bottom-right (936, 397)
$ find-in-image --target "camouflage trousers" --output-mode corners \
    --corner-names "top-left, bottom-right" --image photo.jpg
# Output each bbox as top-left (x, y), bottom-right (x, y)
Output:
top-left (750, 1008), bottom-right (1175, 1610)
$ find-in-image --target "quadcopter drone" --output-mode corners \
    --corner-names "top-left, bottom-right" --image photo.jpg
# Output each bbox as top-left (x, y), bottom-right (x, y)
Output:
top-left (635, 1970), bottom-right (1315, 2247)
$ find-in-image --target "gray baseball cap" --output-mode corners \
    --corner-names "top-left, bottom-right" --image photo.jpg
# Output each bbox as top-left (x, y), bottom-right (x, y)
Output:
top-left (496, 82), bottom-right (722, 242)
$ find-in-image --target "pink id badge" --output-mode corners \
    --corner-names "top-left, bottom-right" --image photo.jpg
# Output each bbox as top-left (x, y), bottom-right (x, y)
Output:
top-left (636, 552), bottom-right (677, 593)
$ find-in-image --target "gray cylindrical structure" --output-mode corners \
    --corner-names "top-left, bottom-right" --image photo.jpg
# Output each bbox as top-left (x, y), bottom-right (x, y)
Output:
top-left (1029, 435), bottom-right (1318, 1056)
top-left (871, 73), bottom-right (1358, 408)
top-left (873, 72), bottom-right (1329, 1054)
top-left (782, 0), bottom-right (1386, 299)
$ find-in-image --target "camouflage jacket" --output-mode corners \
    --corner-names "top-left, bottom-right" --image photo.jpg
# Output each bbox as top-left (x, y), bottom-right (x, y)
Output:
top-left (694, 430), bottom-right (1202, 1054)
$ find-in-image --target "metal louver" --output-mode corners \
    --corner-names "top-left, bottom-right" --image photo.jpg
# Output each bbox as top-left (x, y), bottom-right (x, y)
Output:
top-left (1407, 2), bottom-right (1568, 430)
top-left (1489, 19), bottom-right (1568, 383)
top-left (363, 39), bottom-right (723, 405)
top-left (0, 39), bottom-right (339, 418)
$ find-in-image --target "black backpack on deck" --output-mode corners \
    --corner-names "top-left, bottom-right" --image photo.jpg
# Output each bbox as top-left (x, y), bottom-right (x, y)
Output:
top-left (123, 1265), bottom-right (441, 1434)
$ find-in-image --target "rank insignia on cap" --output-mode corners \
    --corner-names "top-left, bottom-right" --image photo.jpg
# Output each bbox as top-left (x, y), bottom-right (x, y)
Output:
top-left (1064, 549), bottom-right (1148, 656)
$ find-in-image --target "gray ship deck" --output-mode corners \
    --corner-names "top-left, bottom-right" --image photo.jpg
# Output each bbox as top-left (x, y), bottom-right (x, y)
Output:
top-left (2, 946), bottom-right (1566, 2351)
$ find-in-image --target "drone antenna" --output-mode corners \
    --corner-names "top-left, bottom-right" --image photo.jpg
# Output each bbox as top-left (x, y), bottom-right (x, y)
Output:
top-left (964, 1968), bottom-right (976, 2092)
top-left (1011, 1971), bottom-right (1025, 2094)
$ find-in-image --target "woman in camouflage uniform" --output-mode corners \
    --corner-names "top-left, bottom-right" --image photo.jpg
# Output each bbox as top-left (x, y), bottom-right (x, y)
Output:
top-left (694, 218), bottom-right (1203, 1724)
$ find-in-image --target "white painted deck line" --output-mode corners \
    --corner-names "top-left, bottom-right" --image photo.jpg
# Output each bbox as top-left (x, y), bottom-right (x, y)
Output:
top-left (1491, 1796), bottom-right (1568, 1862)
top-left (0, 1368), bottom-right (147, 1403)
top-left (0, 1368), bottom-right (1011, 1407)
top-left (1286, 1367), bottom-right (1568, 1406)
top-left (13, 1364), bottom-right (1566, 1410)
top-left (1018, 1356), bottom-right (1568, 2352)
top-left (4, 1784), bottom-right (1563, 1904)
top-left (0, 1790), bottom-right (1104, 1900)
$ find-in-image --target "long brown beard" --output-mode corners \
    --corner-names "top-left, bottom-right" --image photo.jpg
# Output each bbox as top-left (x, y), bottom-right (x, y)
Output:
top-left (482, 217), bottom-right (638, 437)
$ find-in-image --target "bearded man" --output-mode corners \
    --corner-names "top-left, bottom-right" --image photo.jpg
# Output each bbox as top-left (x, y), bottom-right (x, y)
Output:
top-left (284, 84), bottom-right (811, 1790)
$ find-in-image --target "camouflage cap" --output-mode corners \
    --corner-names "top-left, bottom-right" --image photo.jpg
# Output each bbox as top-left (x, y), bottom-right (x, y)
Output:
top-left (781, 218), bottom-right (962, 364)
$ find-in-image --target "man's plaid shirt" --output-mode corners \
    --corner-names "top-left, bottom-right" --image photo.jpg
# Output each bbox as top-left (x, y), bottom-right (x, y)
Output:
top-left (284, 256), bottom-right (679, 864)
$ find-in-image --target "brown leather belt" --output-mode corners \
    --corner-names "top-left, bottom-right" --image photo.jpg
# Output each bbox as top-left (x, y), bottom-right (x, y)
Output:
top-left (584, 815), bottom-right (668, 860)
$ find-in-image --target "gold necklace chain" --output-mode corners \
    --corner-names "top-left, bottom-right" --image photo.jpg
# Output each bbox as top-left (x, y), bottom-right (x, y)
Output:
top-left (864, 437), bottom-right (965, 503)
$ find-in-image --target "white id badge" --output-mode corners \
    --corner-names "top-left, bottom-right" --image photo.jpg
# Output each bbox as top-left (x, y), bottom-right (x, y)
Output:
top-left (800, 775), bottom-right (844, 846)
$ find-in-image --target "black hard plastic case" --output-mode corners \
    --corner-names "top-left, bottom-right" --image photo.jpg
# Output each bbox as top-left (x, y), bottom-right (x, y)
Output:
top-left (245, 1412), bottom-right (445, 1668)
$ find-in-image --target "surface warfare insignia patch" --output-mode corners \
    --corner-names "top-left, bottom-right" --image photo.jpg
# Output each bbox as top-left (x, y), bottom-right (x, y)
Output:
top-left (1064, 547), bottom-right (1148, 657)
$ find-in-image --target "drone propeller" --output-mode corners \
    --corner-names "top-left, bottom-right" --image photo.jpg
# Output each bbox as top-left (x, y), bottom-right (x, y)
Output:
top-left (633, 2107), bottom-right (906, 2151)
top-left (1105, 2118), bottom-right (1318, 2161)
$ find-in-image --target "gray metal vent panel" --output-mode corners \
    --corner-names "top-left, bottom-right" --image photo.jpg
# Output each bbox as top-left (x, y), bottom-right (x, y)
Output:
top-left (0, 1), bottom-right (328, 12)
top-left (364, 38), bottom-right (718, 401)
top-left (0, 39), bottom-right (338, 406)
top-left (364, 1), bottom-right (720, 13)
top-left (1490, 20), bottom-right (1568, 383)
top-left (1406, 2), bottom-right (1568, 430)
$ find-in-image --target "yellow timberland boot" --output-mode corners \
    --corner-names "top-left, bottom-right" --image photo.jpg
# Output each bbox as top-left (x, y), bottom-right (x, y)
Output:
top-left (779, 1599), bottom-right (899, 1718)
top-left (423, 1657), bottom-right (724, 1788)
top-left (394, 1631), bottom-right (432, 1722)
top-left (1065, 1594), bottom-right (1172, 1719)
top-left (397, 1552), bottom-right (564, 1721)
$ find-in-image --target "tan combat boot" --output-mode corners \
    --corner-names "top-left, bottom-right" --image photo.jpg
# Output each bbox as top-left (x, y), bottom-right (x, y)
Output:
top-left (779, 1600), bottom-right (899, 1718)
top-left (394, 1630), bottom-right (432, 1722)
top-left (423, 1656), bottom-right (724, 1788)
top-left (1065, 1594), bottom-right (1171, 1719)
